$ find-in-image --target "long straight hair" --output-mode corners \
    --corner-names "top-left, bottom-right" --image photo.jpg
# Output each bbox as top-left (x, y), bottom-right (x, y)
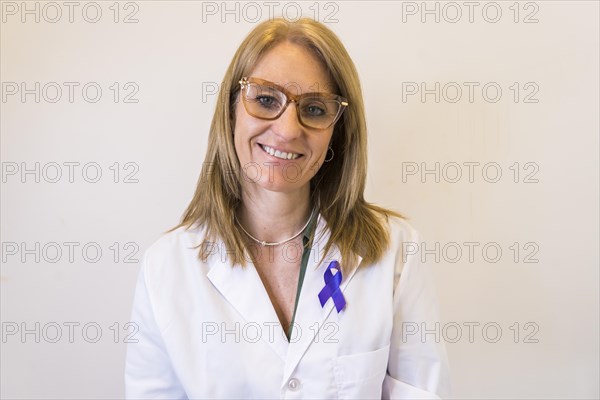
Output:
top-left (171, 18), bottom-right (401, 272)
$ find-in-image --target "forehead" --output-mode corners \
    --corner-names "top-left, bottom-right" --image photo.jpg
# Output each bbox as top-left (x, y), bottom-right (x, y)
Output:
top-left (248, 41), bottom-right (335, 94)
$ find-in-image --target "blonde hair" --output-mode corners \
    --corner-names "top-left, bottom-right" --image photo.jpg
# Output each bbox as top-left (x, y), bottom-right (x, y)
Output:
top-left (171, 17), bottom-right (401, 272)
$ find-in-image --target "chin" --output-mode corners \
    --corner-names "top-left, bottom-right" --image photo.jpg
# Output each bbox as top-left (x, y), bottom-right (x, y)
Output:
top-left (255, 175), bottom-right (306, 194)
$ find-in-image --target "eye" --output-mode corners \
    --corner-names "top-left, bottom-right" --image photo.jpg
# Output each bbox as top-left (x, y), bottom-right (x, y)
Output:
top-left (302, 101), bottom-right (328, 117)
top-left (256, 95), bottom-right (280, 109)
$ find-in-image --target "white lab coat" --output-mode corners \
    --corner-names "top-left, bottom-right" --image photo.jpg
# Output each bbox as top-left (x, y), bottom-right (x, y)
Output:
top-left (125, 214), bottom-right (450, 399)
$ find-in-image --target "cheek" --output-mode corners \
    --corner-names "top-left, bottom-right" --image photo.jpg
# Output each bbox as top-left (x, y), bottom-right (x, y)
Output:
top-left (235, 110), bottom-right (271, 143)
top-left (232, 113), bottom-right (269, 161)
top-left (315, 132), bottom-right (334, 156)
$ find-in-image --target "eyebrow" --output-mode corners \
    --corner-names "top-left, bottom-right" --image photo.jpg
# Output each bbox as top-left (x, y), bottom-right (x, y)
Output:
top-left (248, 77), bottom-right (342, 100)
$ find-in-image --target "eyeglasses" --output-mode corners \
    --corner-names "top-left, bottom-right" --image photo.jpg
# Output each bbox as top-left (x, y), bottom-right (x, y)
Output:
top-left (238, 77), bottom-right (349, 130)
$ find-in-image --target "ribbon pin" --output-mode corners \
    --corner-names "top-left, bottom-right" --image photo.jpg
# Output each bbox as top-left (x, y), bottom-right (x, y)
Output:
top-left (318, 261), bottom-right (346, 313)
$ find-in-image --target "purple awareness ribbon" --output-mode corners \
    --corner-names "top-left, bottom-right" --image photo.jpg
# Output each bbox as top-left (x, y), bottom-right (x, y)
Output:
top-left (318, 261), bottom-right (346, 313)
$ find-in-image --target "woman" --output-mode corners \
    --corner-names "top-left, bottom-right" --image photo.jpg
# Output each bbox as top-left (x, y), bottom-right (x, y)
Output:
top-left (125, 17), bottom-right (450, 399)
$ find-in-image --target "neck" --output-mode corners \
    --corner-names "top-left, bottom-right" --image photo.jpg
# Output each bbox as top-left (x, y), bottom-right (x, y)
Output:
top-left (237, 186), bottom-right (312, 245)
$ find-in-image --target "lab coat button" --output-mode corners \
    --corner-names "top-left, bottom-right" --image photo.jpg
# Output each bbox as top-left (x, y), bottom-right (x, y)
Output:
top-left (287, 378), bottom-right (300, 391)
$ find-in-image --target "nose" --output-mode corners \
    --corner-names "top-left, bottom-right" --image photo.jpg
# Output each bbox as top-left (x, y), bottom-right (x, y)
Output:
top-left (271, 101), bottom-right (303, 140)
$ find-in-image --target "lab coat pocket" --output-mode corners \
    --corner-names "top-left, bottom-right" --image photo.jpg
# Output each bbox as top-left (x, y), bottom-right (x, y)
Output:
top-left (333, 344), bottom-right (390, 399)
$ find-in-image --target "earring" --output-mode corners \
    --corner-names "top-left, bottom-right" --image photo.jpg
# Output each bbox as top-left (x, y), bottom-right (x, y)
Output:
top-left (324, 146), bottom-right (334, 162)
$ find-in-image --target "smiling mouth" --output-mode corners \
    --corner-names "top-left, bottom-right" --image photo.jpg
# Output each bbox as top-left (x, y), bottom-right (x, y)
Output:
top-left (260, 144), bottom-right (302, 160)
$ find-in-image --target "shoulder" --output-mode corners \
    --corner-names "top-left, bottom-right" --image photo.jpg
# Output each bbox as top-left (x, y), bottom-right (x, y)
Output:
top-left (142, 224), bottom-right (207, 281)
top-left (133, 225), bottom-right (212, 330)
top-left (145, 225), bottom-right (203, 260)
top-left (384, 215), bottom-right (422, 249)
top-left (379, 215), bottom-right (427, 281)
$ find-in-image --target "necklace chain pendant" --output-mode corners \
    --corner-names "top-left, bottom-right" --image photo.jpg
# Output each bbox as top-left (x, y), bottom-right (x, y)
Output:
top-left (235, 208), bottom-right (315, 247)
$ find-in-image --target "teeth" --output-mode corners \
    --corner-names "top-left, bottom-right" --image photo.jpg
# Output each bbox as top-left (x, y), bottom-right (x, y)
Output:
top-left (261, 145), bottom-right (300, 160)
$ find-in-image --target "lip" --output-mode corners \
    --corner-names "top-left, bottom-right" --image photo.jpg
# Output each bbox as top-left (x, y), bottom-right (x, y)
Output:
top-left (257, 143), bottom-right (304, 160)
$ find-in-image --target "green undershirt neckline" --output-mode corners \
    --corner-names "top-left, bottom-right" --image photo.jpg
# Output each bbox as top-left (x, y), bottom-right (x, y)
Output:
top-left (286, 211), bottom-right (318, 341)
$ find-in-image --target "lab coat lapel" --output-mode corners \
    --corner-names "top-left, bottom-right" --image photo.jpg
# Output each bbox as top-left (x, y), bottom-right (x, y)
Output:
top-left (282, 215), bottom-right (363, 384)
top-left (206, 243), bottom-right (289, 361)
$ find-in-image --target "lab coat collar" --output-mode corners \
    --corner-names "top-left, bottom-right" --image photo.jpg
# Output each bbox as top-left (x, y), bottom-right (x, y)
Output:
top-left (205, 213), bottom-right (363, 381)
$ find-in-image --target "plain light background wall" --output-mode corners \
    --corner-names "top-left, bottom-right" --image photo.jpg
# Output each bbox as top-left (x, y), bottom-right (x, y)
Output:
top-left (1, 1), bottom-right (598, 398)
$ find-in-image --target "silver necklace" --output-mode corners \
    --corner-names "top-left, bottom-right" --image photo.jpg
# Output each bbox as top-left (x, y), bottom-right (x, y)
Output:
top-left (235, 208), bottom-right (315, 247)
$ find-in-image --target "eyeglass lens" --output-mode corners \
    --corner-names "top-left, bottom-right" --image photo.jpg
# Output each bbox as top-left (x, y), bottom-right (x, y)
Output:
top-left (242, 82), bottom-right (343, 129)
